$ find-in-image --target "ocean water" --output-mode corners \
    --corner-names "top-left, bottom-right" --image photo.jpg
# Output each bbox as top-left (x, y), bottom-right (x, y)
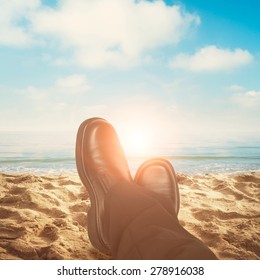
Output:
top-left (0, 131), bottom-right (260, 175)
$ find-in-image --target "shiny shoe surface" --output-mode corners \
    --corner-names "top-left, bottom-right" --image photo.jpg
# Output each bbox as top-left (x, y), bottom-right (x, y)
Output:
top-left (134, 158), bottom-right (180, 216)
top-left (75, 117), bottom-right (132, 254)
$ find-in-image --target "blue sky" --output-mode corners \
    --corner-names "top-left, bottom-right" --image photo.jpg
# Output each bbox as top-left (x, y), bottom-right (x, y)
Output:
top-left (0, 0), bottom-right (259, 148)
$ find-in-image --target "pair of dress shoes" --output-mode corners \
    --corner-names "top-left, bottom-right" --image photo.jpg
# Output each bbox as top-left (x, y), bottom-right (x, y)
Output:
top-left (76, 118), bottom-right (179, 255)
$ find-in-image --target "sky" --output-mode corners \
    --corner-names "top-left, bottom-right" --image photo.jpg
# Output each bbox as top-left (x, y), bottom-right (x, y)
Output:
top-left (0, 0), bottom-right (259, 150)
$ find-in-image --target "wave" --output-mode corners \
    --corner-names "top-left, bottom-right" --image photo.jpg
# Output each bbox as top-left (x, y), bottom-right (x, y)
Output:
top-left (1, 157), bottom-right (260, 175)
top-left (1, 154), bottom-right (260, 164)
top-left (161, 155), bottom-right (260, 160)
top-left (0, 157), bottom-right (74, 164)
top-left (126, 155), bottom-right (260, 160)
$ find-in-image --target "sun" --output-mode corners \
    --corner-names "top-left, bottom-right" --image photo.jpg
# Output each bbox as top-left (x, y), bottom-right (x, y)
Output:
top-left (119, 126), bottom-right (154, 156)
top-left (128, 131), bottom-right (147, 153)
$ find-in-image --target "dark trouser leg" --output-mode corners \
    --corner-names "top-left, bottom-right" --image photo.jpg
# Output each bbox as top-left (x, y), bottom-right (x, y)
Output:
top-left (104, 180), bottom-right (217, 260)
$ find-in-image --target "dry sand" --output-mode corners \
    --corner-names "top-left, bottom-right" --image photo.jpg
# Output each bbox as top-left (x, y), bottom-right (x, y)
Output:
top-left (0, 172), bottom-right (259, 260)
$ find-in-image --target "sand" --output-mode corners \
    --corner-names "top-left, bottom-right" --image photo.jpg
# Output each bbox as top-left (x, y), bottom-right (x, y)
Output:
top-left (0, 172), bottom-right (259, 260)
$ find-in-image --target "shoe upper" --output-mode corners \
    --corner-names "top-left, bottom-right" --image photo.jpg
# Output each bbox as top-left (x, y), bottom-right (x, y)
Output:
top-left (76, 118), bottom-right (132, 254)
top-left (134, 158), bottom-right (180, 216)
top-left (77, 119), bottom-right (132, 184)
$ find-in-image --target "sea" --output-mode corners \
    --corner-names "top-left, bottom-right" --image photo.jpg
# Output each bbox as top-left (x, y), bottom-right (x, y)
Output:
top-left (0, 131), bottom-right (260, 175)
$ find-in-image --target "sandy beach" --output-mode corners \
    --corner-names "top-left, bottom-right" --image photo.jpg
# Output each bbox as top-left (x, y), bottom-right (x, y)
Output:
top-left (0, 172), bottom-right (259, 260)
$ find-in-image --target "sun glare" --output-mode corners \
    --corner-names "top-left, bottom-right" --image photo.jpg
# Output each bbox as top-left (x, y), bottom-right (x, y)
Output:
top-left (129, 131), bottom-right (146, 152)
top-left (119, 127), bottom-right (154, 156)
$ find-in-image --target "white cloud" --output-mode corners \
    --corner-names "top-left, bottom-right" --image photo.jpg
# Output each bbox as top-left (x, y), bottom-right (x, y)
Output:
top-left (29, 0), bottom-right (199, 67)
top-left (169, 45), bottom-right (253, 71)
top-left (0, 0), bottom-right (200, 67)
top-left (0, 0), bottom-right (39, 46)
top-left (11, 75), bottom-right (91, 130)
top-left (20, 74), bottom-right (91, 98)
top-left (232, 90), bottom-right (260, 107)
top-left (229, 84), bottom-right (245, 92)
top-left (55, 74), bottom-right (91, 93)
top-left (19, 86), bottom-right (47, 100)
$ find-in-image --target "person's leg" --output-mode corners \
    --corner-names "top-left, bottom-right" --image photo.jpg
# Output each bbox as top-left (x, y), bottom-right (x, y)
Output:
top-left (104, 179), bottom-right (217, 260)
top-left (76, 118), bottom-right (217, 259)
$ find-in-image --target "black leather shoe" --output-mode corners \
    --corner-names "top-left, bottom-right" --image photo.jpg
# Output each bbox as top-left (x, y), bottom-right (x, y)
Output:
top-left (134, 158), bottom-right (180, 216)
top-left (76, 118), bottom-right (132, 254)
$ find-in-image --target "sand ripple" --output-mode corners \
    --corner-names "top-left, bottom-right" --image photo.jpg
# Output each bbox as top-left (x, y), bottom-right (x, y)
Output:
top-left (0, 172), bottom-right (259, 259)
top-left (177, 172), bottom-right (260, 259)
top-left (0, 173), bottom-right (107, 260)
